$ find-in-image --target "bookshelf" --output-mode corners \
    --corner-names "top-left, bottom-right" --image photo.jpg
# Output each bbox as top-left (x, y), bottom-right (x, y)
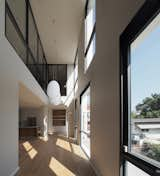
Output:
top-left (53, 110), bottom-right (66, 126)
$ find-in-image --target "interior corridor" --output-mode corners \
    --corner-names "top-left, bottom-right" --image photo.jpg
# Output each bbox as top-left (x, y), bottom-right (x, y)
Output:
top-left (16, 135), bottom-right (96, 176)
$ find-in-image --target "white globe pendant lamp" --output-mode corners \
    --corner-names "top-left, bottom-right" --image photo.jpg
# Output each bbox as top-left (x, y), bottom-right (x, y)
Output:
top-left (47, 80), bottom-right (62, 105)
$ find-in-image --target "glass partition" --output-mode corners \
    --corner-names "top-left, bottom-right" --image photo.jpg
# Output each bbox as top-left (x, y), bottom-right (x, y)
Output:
top-left (6, 10), bottom-right (27, 64)
top-left (38, 40), bottom-right (44, 64)
top-left (5, 0), bottom-right (48, 92)
top-left (6, 0), bottom-right (26, 38)
top-left (28, 8), bottom-right (38, 60)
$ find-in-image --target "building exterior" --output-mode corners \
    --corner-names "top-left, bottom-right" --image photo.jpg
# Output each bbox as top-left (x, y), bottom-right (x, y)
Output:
top-left (132, 118), bottom-right (160, 144)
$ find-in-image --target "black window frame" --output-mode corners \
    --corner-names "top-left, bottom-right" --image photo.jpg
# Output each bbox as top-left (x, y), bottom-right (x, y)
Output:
top-left (120, 0), bottom-right (160, 175)
top-left (84, 0), bottom-right (96, 71)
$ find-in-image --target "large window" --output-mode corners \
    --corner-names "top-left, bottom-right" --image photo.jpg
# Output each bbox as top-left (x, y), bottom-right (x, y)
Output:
top-left (80, 85), bottom-right (91, 157)
top-left (84, 0), bottom-right (96, 72)
top-left (121, 1), bottom-right (160, 175)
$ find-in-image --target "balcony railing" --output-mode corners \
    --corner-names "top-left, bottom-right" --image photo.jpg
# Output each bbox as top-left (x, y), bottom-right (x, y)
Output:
top-left (5, 0), bottom-right (48, 92)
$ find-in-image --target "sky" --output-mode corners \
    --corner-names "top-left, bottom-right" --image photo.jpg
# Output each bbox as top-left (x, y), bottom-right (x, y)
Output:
top-left (131, 22), bottom-right (160, 111)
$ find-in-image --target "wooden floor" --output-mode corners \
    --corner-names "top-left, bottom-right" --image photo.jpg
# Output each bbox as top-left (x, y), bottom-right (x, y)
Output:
top-left (16, 135), bottom-right (96, 176)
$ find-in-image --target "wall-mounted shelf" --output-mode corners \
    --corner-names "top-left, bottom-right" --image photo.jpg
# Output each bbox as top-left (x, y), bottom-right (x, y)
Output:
top-left (53, 110), bottom-right (66, 126)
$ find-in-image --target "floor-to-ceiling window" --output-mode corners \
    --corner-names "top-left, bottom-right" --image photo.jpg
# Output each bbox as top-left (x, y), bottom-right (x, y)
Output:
top-left (80, 86), bottom-right (91, 157)
top-left (121, 1), bottom-right (160, 175)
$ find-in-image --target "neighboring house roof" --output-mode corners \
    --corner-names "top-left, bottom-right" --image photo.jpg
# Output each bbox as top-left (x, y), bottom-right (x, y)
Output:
top-left (137, 124), bottom-right (160, 129)
top-left (132, 118), bottom-right (160, 130)
top-left (132, 118), bottom-right (160, 123)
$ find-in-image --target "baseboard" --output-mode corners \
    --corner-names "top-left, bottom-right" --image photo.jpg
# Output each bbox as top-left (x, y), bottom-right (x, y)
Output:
top-left (10, 166), bottom-right (19, 176)
top-left (89, 160), bottom-right (101, 176)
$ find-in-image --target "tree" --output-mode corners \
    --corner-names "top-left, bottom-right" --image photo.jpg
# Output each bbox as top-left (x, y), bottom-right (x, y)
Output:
top-left (133, 93), bottom-right (160, 118)
top-left (131, 111), bottom-right (137, 119)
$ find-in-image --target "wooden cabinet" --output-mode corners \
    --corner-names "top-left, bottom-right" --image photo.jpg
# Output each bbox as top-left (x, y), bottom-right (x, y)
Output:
top-left (19, 126), bottom-right (39, 137)
top-left (53, 110), bottom-right (66, 126)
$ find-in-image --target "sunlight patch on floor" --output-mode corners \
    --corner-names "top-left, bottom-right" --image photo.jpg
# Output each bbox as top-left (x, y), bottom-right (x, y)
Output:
top-left (56, 137), bottom-right (88, 160)
top-left (22, 141), bottom-right (38, 159)
top-left (49, 157), bottom-right (76, 176)
top-left (71, 143), bottom-right (88, 160)
top-left (28, 148), bottom-right (38, 159)
top-left (56, 138), bottom-right (72, 152)
top-left (22, 141), bottom-right (32, 152)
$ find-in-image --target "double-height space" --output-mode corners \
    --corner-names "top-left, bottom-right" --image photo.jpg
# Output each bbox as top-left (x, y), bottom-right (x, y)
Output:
top-left (1, 0), bottom-right (160, 176)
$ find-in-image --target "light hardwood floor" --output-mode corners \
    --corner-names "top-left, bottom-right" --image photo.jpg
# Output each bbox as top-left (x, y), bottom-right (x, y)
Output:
top-left (16, 135), bottom-right (96, 176)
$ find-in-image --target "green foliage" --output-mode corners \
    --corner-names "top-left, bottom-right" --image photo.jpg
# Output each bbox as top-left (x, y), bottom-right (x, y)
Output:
top-left (133, 93), bottom-right (160, 118)
top-left (141, 142), bottom-right (160, 162)
top-left (131, 111), bottom-right (137, 119)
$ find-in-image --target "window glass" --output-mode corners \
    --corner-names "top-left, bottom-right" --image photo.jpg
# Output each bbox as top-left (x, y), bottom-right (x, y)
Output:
top-left (28, 52), bottom-right (37, 78)
top-left (130, 12), bottom-right (160, 166)
top-left (85, 34), bottom-right (96, 71)
top-left (6, 12), bottom-right (27, 64)
top-left (85, 0), bottom-right (96, 72)
top-left (38, 40), bottom-right (44, 64)
top-left (6, 0), bottom-right (26, 38)
top-left (125, 162), bottom-right (150, 176)
top-left (29, 8), bottom-right (38, 60)
top-left (81, 86), bottom-right (91, 157)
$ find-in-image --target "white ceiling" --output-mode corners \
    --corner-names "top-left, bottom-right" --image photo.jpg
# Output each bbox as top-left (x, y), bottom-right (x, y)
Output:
top-left (29, 0), bottom-right (86, 64)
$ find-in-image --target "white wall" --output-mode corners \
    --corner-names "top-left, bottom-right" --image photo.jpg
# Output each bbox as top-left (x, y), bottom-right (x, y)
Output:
top-left (68, 0), bottom-right (145, 175)
top-left (0, 0), bottom-right (48, 175)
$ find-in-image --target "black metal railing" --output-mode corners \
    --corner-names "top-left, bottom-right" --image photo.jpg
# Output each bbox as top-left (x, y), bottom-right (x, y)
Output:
top-left (5, 0), bottom-right (48, 92)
